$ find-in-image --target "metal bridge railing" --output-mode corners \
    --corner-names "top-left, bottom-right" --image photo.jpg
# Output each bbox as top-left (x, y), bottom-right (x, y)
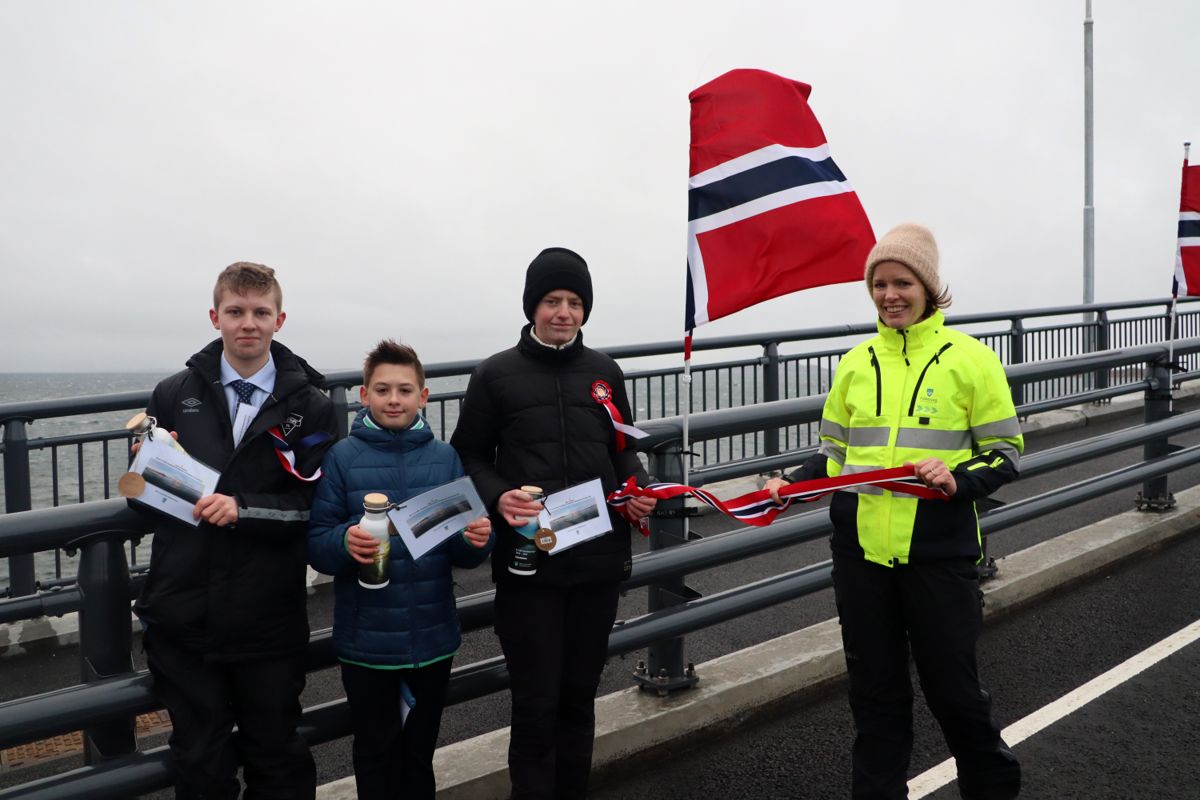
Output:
top-left (5, 298), bottom-right (1200, 594)
top-left (2, 338), bottom-right (1200, 798)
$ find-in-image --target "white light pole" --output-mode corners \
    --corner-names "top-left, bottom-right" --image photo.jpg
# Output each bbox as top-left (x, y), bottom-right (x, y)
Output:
top-left (1083, 1), bottom-right (1095, 325)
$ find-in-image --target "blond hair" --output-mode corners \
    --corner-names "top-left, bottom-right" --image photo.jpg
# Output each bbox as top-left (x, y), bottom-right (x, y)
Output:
top-left (212, 262), bottom-right (283, 310)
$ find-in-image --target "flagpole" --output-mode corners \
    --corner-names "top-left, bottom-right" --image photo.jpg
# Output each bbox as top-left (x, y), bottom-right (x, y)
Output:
top-left (1168, 294), bottom-right (1177, 405)
top-left (681, 333), bottom-right (693, 489)
top-left (1168, 141), bottom-right (1191, 413)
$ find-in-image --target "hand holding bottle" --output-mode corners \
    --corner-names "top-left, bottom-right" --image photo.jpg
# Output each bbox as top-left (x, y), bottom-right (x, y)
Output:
top-left (346, 524), bottom-right (381, 564)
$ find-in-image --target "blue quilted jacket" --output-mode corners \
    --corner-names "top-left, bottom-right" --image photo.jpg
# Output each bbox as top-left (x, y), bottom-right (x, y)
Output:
top-left (307, 410), bottom-right (492, 667)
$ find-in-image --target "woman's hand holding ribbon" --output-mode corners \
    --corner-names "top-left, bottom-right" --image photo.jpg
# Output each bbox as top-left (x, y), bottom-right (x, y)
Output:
top-left (911, 457), bottom-right (957, 498)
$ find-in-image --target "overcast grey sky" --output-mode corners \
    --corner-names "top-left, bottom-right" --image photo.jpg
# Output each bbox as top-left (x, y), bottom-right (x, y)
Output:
top-left (2, 2), bottom-right (1197, 373)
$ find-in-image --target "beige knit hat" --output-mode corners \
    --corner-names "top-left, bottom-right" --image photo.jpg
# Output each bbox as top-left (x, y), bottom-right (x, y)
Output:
top-left (864, 223), bottom-right (941, 298)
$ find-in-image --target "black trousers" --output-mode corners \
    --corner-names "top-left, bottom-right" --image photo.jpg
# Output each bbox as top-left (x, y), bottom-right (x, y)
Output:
top-left (495, 581), bottom-right (620, 800)
top-left (832, 555), bottom-right (1021, 800)
top-left (144, 628), bottom-right (315, 800)
top-left (339, 658), bottom-right (453, 800)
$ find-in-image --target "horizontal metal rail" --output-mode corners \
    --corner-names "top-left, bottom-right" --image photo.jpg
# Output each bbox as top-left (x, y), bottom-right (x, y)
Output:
top-left (6, 343), bottom-right (1200, 560)
top-left (3, 298), bottom-right (1196, 425)
top-left (633, 337), bottom-right (1200, 449)
top-left (0, 501), bottom-right (143, 559)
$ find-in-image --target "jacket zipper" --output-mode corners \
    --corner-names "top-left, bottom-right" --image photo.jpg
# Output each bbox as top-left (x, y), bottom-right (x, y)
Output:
top-left (868, 346), bottom-right (882, 416)
top-left (555, 372), bottom-right (569, 483)
top-left (907, 343), bottom-right (953, 416)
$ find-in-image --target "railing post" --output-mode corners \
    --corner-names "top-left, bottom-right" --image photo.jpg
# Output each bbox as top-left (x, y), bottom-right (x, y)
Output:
top-left (763, 342), bottom-right (780, 457)
top-left (3, 417), bottom-right (37, 597)
top-left (75, 530), bottom-right (137, 762)
top-left (632, 441), bottom-right (699, 696)
top-left (330, 385), bottom-right (350, 440)
top-left (1136, 357), bottom-right (1176, 512)
top-left (1009, 318), bottom-right (1025, 408)
top-left (1094, 309), bottom-right (1110, 392)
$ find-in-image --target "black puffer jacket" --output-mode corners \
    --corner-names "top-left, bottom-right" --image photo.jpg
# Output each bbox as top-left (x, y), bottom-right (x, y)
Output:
top-left (133, 339), bottom-right (337, 662)
top-left (450, 326), bottom-right (648, 587)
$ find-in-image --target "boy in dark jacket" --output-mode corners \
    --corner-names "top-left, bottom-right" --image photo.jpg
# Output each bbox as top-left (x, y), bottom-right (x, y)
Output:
top-left (134, 262), bottom-right (337, 800)
top-left (308, 339), bottom-right (492, 800)
top-left (450, 247), bottom-right (656, 799)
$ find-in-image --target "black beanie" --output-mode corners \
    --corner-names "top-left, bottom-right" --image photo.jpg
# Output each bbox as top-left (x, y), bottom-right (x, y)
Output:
top-left (522, 247), bottom-right (593, 323)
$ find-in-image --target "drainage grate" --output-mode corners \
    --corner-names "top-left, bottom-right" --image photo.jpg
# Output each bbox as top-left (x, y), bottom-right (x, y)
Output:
top-left (0, 711), bottom-right (173, 773)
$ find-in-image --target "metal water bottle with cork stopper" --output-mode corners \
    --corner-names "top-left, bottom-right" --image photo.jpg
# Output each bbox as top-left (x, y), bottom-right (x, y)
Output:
top-left (358, 493), bottom-right (392, 589)
top-left (125, 411), bottom-right (188, 454)
top-left (509, 485), bottom-right (544, 576)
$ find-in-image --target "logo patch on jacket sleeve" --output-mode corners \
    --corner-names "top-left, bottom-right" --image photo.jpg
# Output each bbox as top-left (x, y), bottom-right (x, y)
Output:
top-left (282, 413), bottom-right (304, 437)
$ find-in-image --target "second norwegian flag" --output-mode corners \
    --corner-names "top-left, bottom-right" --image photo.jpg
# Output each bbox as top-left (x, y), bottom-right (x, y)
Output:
top-left (1173, 143), bottom-right (1200, 297)
top-left (685, 69), bottom-right (876, 331)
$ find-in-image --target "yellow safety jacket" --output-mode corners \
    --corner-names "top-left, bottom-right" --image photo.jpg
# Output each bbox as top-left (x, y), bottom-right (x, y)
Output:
top-left (804, 310), bottom-right (1023, 567)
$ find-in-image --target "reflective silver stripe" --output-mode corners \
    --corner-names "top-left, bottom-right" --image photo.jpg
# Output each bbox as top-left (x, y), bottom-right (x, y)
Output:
top-left (839, 463), bottom-right (886, 475)
top-left (820, 419), bottom-right (849, 442)
top-left (846, 484), bottom-right (886, 496)
top-left (847, 427), bottom-right (891, 447)
top-left (819, 440), bottom-right (847, 465)
top-left (973, 416), bottom-right (1022, 440)
top-left (982, 442), bottom-right (1021, 468)
top-left (832, 464), bottom-right (889, 495)
top-left (895, 428), bottom-right (972, 452)
top-left (240, 508), bottom-right (311, 522)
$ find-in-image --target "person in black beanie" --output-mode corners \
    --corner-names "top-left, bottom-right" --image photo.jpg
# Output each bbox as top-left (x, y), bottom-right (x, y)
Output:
top-left (451, 247), bottom-right (656, 799)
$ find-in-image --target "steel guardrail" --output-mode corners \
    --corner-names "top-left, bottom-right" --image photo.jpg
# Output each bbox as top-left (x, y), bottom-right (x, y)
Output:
top-left (2, 297), bottom-right (1196, 424)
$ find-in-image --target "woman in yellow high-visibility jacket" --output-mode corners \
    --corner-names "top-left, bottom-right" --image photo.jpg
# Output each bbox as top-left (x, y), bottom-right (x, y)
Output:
top-left (767, 223), bottom-right (1023, 800)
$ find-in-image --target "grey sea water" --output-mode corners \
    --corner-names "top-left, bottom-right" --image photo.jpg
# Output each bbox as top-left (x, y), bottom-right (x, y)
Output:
top-left (1, 372), bottom-right (169, 585)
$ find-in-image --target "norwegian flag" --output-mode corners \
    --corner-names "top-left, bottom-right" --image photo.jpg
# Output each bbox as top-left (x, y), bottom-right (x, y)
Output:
top-left (685, 69), bottom-right (876, 331)
top-left (1173, 151), bottom-right (1200, 296)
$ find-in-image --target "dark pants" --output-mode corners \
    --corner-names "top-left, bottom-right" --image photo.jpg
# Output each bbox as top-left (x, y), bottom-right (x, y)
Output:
top-left (340, 658), bottom-right (453, 800)
top-left (144, 629), bottom-right (315, 800)
top-left (832, 555), bottom-right (1021, 800)
top-left (495, 581), bottom-right (621, 800)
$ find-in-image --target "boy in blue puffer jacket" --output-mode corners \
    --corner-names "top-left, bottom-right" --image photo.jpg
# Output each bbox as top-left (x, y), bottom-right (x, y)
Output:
top-left (308, 340), bottom-right (492, 800)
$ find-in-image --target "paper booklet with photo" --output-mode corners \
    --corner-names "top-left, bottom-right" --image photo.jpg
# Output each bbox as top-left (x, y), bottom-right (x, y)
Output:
top-left (387, 476), bottom-right (488, 560)
top-left (118, 435), bottom-right (221, 526)
top-left (536, 478), bottom-right (613, 556)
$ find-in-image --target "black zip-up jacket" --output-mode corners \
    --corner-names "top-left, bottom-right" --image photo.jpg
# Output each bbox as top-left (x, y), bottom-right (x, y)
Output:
top-left (450, 325), bottom-right (649, 587)
top-left (133, 339), bottom-right (337, 662)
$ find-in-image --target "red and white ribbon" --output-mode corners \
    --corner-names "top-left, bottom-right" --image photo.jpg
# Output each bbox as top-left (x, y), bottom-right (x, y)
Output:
top-left (267, 427), bottom-right (330, 483)
top-left (607, 464), bottom-right (946, 535)
top-left (591, 380), bottom-right (649, 452)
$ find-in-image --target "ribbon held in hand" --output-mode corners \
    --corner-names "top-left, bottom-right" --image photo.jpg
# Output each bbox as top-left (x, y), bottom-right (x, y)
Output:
top-left (608, 464), bottom-right (946, 534)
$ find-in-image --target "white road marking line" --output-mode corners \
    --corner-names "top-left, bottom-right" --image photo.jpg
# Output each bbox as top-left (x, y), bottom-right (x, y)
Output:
top-left (909, 617), bottom-right (1200, 798)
